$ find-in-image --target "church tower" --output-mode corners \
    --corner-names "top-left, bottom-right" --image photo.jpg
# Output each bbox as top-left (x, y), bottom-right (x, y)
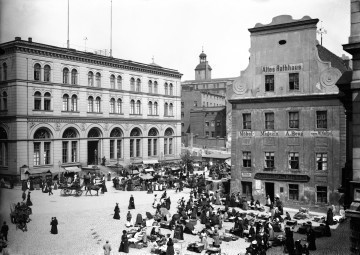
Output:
top-left (195, 50), bottom-right (212, 80)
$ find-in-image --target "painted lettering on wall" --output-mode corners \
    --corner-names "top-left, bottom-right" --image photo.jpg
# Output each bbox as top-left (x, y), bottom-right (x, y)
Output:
top-left (285, 131), bottom-right (303, 136)
top-left (262, 63), bottom-right (303, 73)
top-left (260, 131), bottom-right (279, 136)
top-left (310, 131), bottom-right (332, 136)
top-left (239, 131), bottom-right (255, 137)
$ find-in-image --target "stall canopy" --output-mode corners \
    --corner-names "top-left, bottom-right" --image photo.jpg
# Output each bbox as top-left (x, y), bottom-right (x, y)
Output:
top-left (143, 159), bottom-right (159, 164)
top-left (63, 166), bottom-right (82, 172)
top-left (25, 169), bottom-right (52, 175)
top-left (145, 168), bottom-right (155, 172)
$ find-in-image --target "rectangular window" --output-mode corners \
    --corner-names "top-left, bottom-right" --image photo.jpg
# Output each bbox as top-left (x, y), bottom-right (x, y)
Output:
top-left (130, 139), bottom-right (134, 157)
top-left (71, 141), bottom-right (77, 162)
top-left (136, 139), bottom-right (140, 157)
top-left (289, 152), bottom-right (299, 170)
top-left (169, 138), bottom-right (172, 154)
top-left (216, 121), bottom-right (221, 127)
top-left (243, 151), bottom-right (251, 168)
top-left (316, 111), bottom-right (327, 129)
top-left (265, 112), bottom-right (274, 130)
top-left (289, 112), bottom-right (299, 129)
top-left (117, 140), bottom-right (122, 158)
top-left (289, 184), bottom-right (299, 200)
top-left (44, 142), bottom-right (50, 164)
top-left (265, 75), bottom-right (274, 92)
top-left (181, 112), bottom-right (184, 118)
top-left (316, 153), bottom-right (328, 171)
top-left (44, 98), bottom-right (51, 111)
top-left (110, 140), bottom-right (115, 159)
top-left (289, 73), bottom-right (299, 90)
top-left (63, 98), bottom-right (68, 111)
top-left (164, 139), bottom-right (167, 155)
top-left (243, 113), bottom-right (251, 130)
top-left (181, 102), bottom-right (184, 108)
top-left (205, 122), bottom-right (209, 127)
top-left (62, 141), bottom-right (68, 163)
top-left (34, 142), bottom-right (40, 166)
top-left (148, 139), bottom-right (152, 156)
top-left (205, 131), bottom-right (209, 136)
top-left (265, 152), bottom-right (275, 169)
top-left (194, 101), bottom-right (198, 107)
top-left (34, 98), bottom-right (41, 110)
top-left (211, 121), bottom-right (215, 127)
top-left (317, 186), bottom-right (327, 203)
top-left (153, 139), bottom-right (157, 155)
top-left (211, 131), bottom-right (215, 137)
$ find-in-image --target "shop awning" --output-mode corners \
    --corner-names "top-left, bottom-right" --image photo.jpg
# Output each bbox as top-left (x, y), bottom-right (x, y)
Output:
top-left (143, 159), bottom-right (159, 164)
top-left (25, 169), bottom-right (52, 175)
top-left (64, 166), bottom-right (82, 172)
top-left (202, 153), bottom-right (231, 159)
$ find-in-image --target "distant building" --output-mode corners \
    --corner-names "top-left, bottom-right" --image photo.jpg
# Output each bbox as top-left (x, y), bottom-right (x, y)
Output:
top-left (229, 15), bottom-right (350, 207)
top-left (0, 37), bottom-right (182, 178)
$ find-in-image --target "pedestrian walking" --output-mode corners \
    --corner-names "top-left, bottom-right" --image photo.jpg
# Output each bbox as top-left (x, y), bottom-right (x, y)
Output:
top-left (22, 190), bottom-right (26, 202)
top-left (103, 240), bottom-right (112, 255)
top-left (119, 230), bottom-right (129, 253)
top-left (26, 191), bottom-right (33, 206)
top-left (1, 222), bottom-right (9, 242)
top-left (113, 203), bottom-right (120, 220)
top-left (50, 217), bottom-right (58, 234)
top-left (128, 194), bottom-right (135, 209)
top-left (48, 183), bottom-right (53, 196)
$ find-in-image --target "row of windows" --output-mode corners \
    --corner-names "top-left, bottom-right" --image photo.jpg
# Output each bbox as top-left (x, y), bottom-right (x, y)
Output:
top-left (191, 101), bottom-right (222, 107)
top-left (283, 184), bottom-right (327, 203)
top-left (265, 73), bottom-right (299, 92)
top-left (241, 151), bottom-right (328, 171)
top-left (205, 131), bottom-right (222, 137)
top-left (31, 127), bottom-right (174, 166)
top-left (242, 111), bottom-right (328, 130)
top-left (205, 121), bottom-right (221, 127)
top-left (32, 64), bottom-right (175, 95)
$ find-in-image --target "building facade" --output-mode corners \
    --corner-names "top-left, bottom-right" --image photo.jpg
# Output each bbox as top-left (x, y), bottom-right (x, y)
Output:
top-left (0, 37), bottom-right (182, 177)
top-left (229, 15), bottom-right (350, 206)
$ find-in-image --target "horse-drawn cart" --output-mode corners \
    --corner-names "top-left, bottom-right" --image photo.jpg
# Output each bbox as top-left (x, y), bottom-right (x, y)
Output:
top-left (59, 183), bottom-right (83, 196)
top-left (10, 203), bottom-right (31, 231)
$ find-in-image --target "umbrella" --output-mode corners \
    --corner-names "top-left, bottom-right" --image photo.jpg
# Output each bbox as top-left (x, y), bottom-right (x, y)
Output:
top-left (140, 174), bottom-right (154, 180)
top-left (146, 212), bottom-right (153, 219)
top-left (160, 207), bottom-right (170, 216)
top-left (172, 214), bottom-right (180, 220)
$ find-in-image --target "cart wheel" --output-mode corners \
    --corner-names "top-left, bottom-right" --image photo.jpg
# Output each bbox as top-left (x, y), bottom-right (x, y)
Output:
top-left (76, 190), bottom-right (83, 196)
top-left (64, 188), bottom-right (71, 195)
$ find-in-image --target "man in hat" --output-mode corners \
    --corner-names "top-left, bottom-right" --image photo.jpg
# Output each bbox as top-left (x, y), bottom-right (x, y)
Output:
top-left (103, 240), bottom-right (112, 255)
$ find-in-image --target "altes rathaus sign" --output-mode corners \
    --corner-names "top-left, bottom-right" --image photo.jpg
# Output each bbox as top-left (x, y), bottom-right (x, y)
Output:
top-left (262, 63), bottom-right (303, 73)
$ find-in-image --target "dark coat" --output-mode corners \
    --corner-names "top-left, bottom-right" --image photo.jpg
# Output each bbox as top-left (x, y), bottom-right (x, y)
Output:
top-left (113, 205), bottom-right (120, 220)
top-left (50, 218), bottom-right (58, 234)
top-left (166, 240), bottom-right (175, 255)
top-left (307, 229), bottom-right (316, 250)
top-left (128, 196), bottom-right (135, 209)
top-left (119, 233), bottom-right (129, 253)
top-left (26, 193), bottom-right (33, 206)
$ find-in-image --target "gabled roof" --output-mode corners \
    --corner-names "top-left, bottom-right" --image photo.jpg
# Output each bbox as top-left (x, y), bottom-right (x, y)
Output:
top-left (317, 44), bottom-right (349, 74)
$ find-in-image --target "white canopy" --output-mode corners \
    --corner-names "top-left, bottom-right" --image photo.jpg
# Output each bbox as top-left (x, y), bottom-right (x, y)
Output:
top-left (143, 159), bottom-right (159, 164)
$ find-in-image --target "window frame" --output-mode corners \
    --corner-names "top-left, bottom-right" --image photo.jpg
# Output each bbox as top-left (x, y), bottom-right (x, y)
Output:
top-left (289, 184), bottom-right (299, 200)
top-left (265, 152), bottom-right (275, 170)
top-left (316, 186), bottom-right (327, 203)
top-left (289, 73), bottom-right (299, 91)
top-left (243, 151), bottom-right (251, 168)
top-left (288, 152), bottom-right (299, 170)
top-left (265, 75), bottom-right (274, 92)
top-left (242, 113), bottom-right (251, 130)
top-left (316, 153), bottom-right (328, 171)
top-left (316, 111), bottom-right (327, 129)
top-left (265, 112), bottom-right (274, 130)
top-left (288, 111), bottom-right (299, 129)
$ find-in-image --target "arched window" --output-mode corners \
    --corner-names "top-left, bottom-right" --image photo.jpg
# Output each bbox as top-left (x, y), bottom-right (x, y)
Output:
top-left (71, 69), bottom-right (78, 85)
top-left (62, 128), bottom-right (78, 163)
top-left (148, 80), bottom-right (152, 93)
top-left (0, 127), bottom-right (8, 166)
top-left (148, 101), bottom-right (153, 115)
top-left (164, 128), bottom-right (174, 155)
top-left (95, 97), bottom-right (101, 112)
top-left (88, 128), bottom-right (101, 138)
top-left (71, 95), bottom-right (77, 111)
top-left (34, 63), bottom-right (41, 81)
top-left (130, 100), bottom-right (135, 114)
top-left (154, 102), bottom-right (158, 115)
top-left (169, 83), bottom-right (173, 96)
top-left (148, 128), bottom-right (158, 156)
top-left (88, 71), bottom-right (94, 86)
top-left (154, 81), bottom-right (158, 94)
top-left (117, 75), bottom-right (122, 90)
top-left (169, 103), bottom-right (173, 116)
top-left (96, 72), bottom-right (101, 87)
top-left (110, 98), bottom-right (115, 113)
top-left (63, 68), bottom-right (69, 83)
top-left (117, 99), bottom-right (122, 114)
top-left (1, 92), bottom-right (8, 111)
top-left (130, 128), bottom-right (142, 157)
top-left (110, 75), bottom-right (115, 89)
top-left (2, 63), bottom-right (7, 81)
top-left (110, 128), bottom-right (123, 159)
top-left (130, 78), bottom-right (135, 91)
top-left (136, 78), bottom-right (141, 92)
top-left (44, 65), bottom-right (51, 82)
top-left (34, 91), bottom-right (41, 110)
top-left (136, 100), bottom-right (141, 115)
top-left (33, 128), bottom-right (52, 165)
top-left (62, 94), bottom-right (69, 111)
top-left (164, 103), bottom-right (168, 116)
top-left (164, 83), bottom-right (168, 95)
top-left (88, 96), bottom-right (94, 112)
top-left (44, 92), bottom-right (51, 111)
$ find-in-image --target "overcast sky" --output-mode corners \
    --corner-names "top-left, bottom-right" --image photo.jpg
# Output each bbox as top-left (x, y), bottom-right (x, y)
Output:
top-left (0, 0), bottom-right (350, 80)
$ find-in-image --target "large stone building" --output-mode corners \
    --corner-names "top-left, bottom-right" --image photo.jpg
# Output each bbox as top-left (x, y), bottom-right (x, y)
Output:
top-left (0, 37), bottom-right (182, 178)
top-left (229, 15), bottom-right (350, 206)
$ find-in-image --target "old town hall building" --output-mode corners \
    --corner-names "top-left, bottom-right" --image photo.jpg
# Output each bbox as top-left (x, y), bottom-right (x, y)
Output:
top-left (0, 37), bottom-right (182, 177)
top-left (229, 16), bottom-right (350, 206)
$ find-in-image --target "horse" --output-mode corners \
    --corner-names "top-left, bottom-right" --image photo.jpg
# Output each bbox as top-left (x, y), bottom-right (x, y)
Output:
top-left (84, 183), bottom-right (102, 196)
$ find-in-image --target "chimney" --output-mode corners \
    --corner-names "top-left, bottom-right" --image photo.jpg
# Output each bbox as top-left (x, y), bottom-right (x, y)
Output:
top-left (15, 37), bottom-right (21, 41)
top-left (28, 37), bottom-right (32, 42)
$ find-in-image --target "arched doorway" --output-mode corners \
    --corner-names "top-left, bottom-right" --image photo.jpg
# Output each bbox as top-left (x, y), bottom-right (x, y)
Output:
top-left (87, 128), bottom-right (101, 165)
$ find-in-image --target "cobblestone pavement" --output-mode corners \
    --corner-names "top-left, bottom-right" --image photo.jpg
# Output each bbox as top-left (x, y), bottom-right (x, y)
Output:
top-left (0, 183), bottom-right (351, 255)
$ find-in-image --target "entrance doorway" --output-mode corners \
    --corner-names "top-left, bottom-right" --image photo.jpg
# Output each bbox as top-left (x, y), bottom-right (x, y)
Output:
top-left (88, 141), bottom-right (99, 165)
top-left (241, 181), bottom-right (253, 199)
top-left (265, 182), bottom-right (275, 204)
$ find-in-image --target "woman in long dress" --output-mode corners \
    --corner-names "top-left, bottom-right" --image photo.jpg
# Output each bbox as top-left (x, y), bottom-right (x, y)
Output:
top-left (128, 194), bottom-right (135, 209)
top-left (113, 203), bottom-right (120, 220)
top-left (126, 211), bottom-right (133, 227)
top-left (50, 217), bottom-right (58, 234)
top-left (166, 238), bottom-right (175, 255)
top-left (26, 191), bottom-right (33, 206)
top-left (119, 230), bottom-right (129, 253)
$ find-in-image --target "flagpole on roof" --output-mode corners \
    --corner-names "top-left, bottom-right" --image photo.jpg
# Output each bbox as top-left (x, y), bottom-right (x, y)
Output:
top-left (67, 0), bottom-right (70, 48)
top-left (110, 0), bottom-right (113, 57)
